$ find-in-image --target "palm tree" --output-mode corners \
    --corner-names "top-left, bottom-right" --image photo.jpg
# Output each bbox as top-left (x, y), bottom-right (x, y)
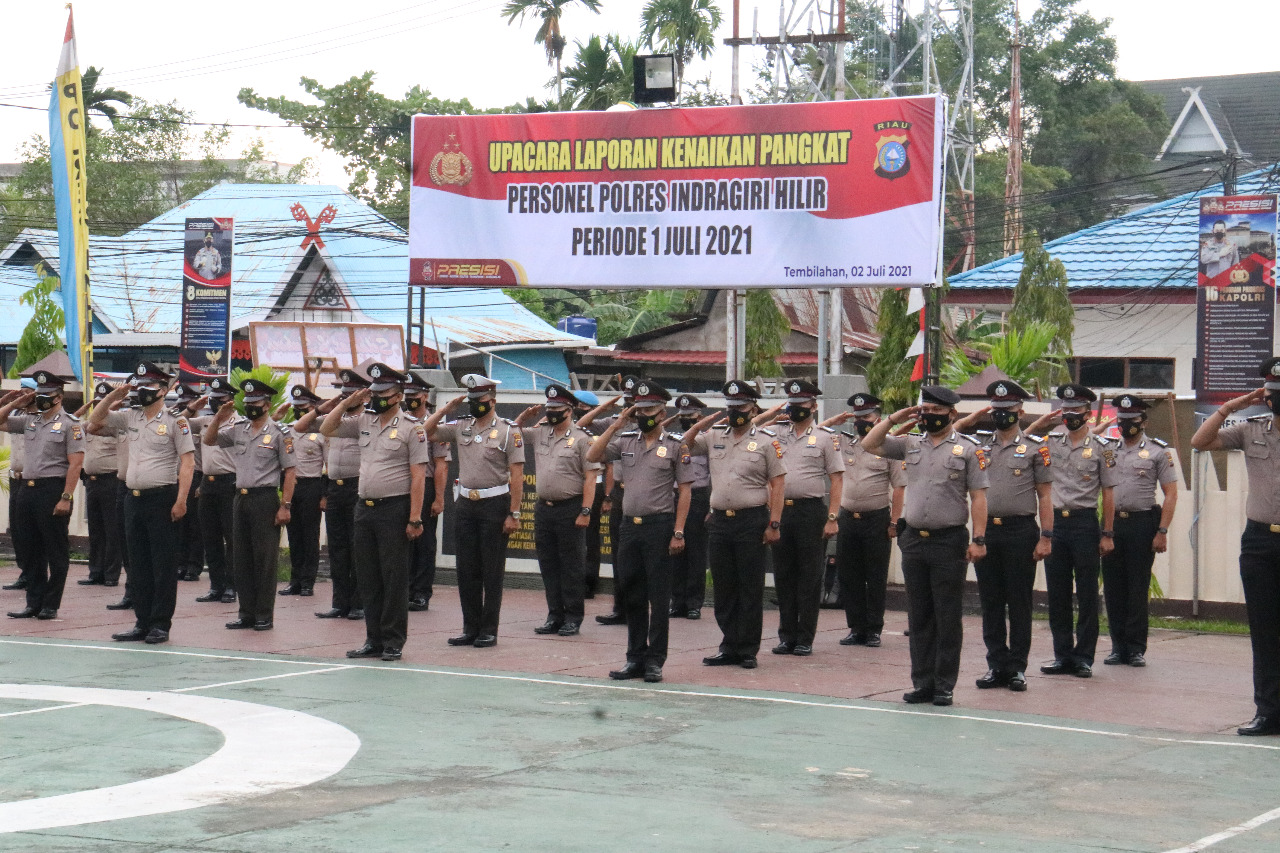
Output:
top-left (639, 0), bottom-right (724, 91)
top-left (561, 35), bottom-right (638, 111)
top-left (502, 0), bottom-right (603, 101)
top-left (47, 66), bottom-right (134, 131)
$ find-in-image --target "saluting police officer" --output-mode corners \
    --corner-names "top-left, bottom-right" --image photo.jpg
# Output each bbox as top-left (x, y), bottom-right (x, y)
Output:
top-left (103, 387), bottom-right (136, 611)
top-left (91, 364), bottom-right (194, 643)
top-left (402, 371), bottom-right (450, 612)
top-left (682, 380), bottom-right (787, 670)
top-left (514, 384), bottom-right (601, 636)
top-left (670, 394), bottom-right (711, 620)
top-left (185, 377), bottom-right (238, 604)
top-left (2, 387), bottom-right (33, 593)
top-left (204, 378), bottom-right (296, 632)
top-left (587, 380), bottom-right (693, 683)
top-left (77, 382), bottom-right (123, 588)
top-left (278, 385), bottom-right (326, 598)
top-left (963, 380), bottom-right (1053, 693)
top-left (1, 371), bottom-right (85, 621)
top-left (572, 390), bottom-right (609, 600)
top-left (769, 379), bottom-right (843, 656)
top-left (1192, 358), bottom-right (1280, 735)
top-left (1102, 393), bottom-right (1179, 668)
top-left (864, 385), bottom-right (989, 707)
top-left (173, 383), bottom-right (206, 583)
top-left (1027, 384), bottom-right (1118, 679)
top-left (822, 393), bottom-right (905, 648)
top-left (323, 363), bottom-right (430, 660)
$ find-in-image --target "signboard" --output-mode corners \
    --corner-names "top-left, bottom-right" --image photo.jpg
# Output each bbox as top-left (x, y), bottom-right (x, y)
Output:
top-left (410, 96), bottom-right (944, 289)
top-left (248, 321), bottom-right (406, 389)
top-left (180, 217), bottom-right (233, 382)
top-left (1195, 195), bottom-right (1278, 407)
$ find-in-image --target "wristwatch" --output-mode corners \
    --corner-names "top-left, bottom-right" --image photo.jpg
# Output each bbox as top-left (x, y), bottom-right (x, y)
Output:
top-left (1040, 529), bottom-right (1054, 538)
top-left (579, 506), bottom-right (592, 517)
top-left (1101, 530), bottom-right (1114, 538)
top-left (282, 501), bottom-right (292, 509)
top-left (1157, 526), bottom-right (1169, 535)
top-left (510, 511), bottom-right (521, 520)
top-left (60, 492), bottom-right (73, 502)
top-left (768, 520), bottom-right (781, 530)
top-left (827, 512), bottom-right (838, 521)
top-left (408, 519), bottom-right (423, 528)
top-left (673, 530), bottom-right (685, 540)
top-left (972, 535), bottom-right (986, 546)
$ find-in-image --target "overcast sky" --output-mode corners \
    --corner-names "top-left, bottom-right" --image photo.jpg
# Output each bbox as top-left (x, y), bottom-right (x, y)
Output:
top-left (3, 0), bottom-right (1277, 185)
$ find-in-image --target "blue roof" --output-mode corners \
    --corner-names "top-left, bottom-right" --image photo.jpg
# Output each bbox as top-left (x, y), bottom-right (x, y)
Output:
top-left (949, 166), bottom-right (1280, 290)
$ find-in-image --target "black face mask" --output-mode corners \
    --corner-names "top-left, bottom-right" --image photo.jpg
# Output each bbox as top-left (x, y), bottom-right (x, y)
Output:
top-left (1267, 394), bottom-right (1280, 416)
top-left (1120, 419), bottom-right (1144, 438)
top-left (679, 417), bottom-right (698, 432)
top-left (366, 395), bottom-right (396, 415)
top-left (292, 406), bottom-right (312, 418)
top-left (544, 408), bottom-right (569, 425)
top-left (136, 387), bottom-right (163, 407)
top-left (35, 394), bottom-right (58, 412)
top-left (787, 404), bottom-right (812, 422)
top-left (244, 404), bottom-right (267, 421)
top-left (728, 409), bottom-right (752, 429)
top-left (400, 397), bottom-right (425, 414)
top-left (637, 413), bottom-right (662, 433)
top-left (1063, 412), bottom-right (1088, 432)
top-left (991, 410), bottom-right (1020, 430)
top-left (854, 419), bottom-right (875, 438)
top-left (921, 412), bottom-right (951, 434)
top-left (468, 399), bottom-right (491, 419)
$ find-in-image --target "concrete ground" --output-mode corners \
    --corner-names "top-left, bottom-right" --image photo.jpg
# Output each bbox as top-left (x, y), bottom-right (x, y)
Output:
top-left (2, 563), bottom-right (1277, 852)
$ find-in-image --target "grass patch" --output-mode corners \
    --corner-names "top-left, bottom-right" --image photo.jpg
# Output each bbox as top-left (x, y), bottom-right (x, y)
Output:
top-left (1033, 609), bottom-right (1249, 635)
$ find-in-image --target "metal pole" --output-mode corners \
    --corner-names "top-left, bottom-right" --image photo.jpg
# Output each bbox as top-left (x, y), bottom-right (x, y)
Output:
top-left (834, 0), bottom-right (846, 101)
top-left (1191, 449), bottom-right (1202, 617)
top-left (817, 290), bottom-right (829, 389)
top-left (725, 290), bottom-right (737, 381)
top-left (736, 291), bottom-right (747, 376)
top-left (829, 287), bottom-right (842, 376)
top-left (731, 0), bottom-right (742, 104)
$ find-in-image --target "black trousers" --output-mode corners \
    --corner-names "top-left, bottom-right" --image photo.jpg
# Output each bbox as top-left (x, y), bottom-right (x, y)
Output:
top-left (775, 498), bottom-right (828, 646)
top-left (455, 494), bottom-right (510, 636)
top-left (409, 479), bottom-right (438, 601)
top-left (232, 489), bottom-right (281, 624)
top-left (836, 507), bottom-right (893, 634)
top-left (16, 478), bottom-right (72, 612)
top-left (708, 505), bottom-right (769, 658)
top-left (178, 470), bottom-right (204, 575)
top-left (583, 479), bottom-right (606, 594)
top-left (900, 525), bottom-right (968, 694)
top-left (325, 478), bottom-right (361, 612)
top-left (671, 486), bottom-right (710, 612)
top-left (534, 498), bottom-right (587, 624)
top-left (354, 495), bottom-right (411, 649)
top-left (83, 473), bottom-right (122, 584)
top-left (616, 513), bottom-right (674, 665)
top-left (9, 477), bottom-right (30, 583)
top-left (1241, 522), bottom-right (1280, 717)
top-left (974, 515), bottom-right (1038, 675)
top-left (198, 474), bottom-right (236, 594)
top-left (606, 483), bottom-right (625, 612)
top-left (1046, 512), bottom-right (1101, 666)
top-left (123, 485), bottom-right (180, 631)
top-left (286, 477), bottom-right (324, 587)
top-left (115, 480), bottom-right (132, 596)
top-left (1102, 508), bottom-right (1159, 658)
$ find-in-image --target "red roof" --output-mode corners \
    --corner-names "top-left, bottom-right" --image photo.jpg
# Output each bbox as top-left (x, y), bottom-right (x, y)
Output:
top-left (610, 349), bottom-right (818, 365)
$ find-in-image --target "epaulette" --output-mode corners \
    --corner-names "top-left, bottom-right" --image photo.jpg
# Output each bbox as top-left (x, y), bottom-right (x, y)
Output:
top-left (1246, 414), bottom-right (1272, 423)
top-left (760, 428), bottom-right (777, 437)
top-left (958, 433), bottom-right (981, 444)
top-left (1094, 434), bottom-right (1114, 445)
top-left (275, 422), bottom-right (291, 434)
top-left (668, 431), bottom-right (684, 441)
top-left (975, 430), bottom-right (994, 438)
top-left (502, 418), bottom-right (518, 425)
top-left (1049, 430), bottom-right (1067, 439)
top-left (841, 430), bottom-right (857, 439)
top-left (620, 430), bottom-right (639, 437)
top-left (1024, 434), bottom-right (1044, 443)
top-left (63, 411), bottom-right (81, 422)
top-left (819, 425), bottom-right (836, 433)
top-left (1149, 436), bottom-right (1169, 447)
top-left (403, 413), bottom-right (423, 424)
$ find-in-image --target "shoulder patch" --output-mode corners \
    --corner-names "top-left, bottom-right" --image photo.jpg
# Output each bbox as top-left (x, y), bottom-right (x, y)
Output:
top-left (415, 425), bottom-right (427, 442)
top-left (771, 439), bottom-right (783, 458)
top-left (1149, 436), bottom-right (1169, 447)
top-left (513, 431), bottom-right (523, 448)
top-left (1103, 448), bottom-right (1115, 467)
top-left (71, 426), bottom-right (83, 440)
top-left (284, 436), bottom-right (294, 453)
top-left (681, 449), bottom-right (691, 464)
top-left (974, 448), bottom-right (988, 469)
top-left (177, 417), bottom-right (190, 436)
top-left (1038, 446), bottom-right (1051, 467)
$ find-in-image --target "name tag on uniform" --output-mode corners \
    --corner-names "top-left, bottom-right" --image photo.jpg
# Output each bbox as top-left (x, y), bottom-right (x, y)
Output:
top-left (656, 445), bottom-right (667, 458)
top-left (156, 424), bottom-right (167, 436)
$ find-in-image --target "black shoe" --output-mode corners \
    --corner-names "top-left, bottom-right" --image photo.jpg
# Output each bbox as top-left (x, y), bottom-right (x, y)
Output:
top-left (702, 652), bottom-right (741, 666)
top-left (1008, 672), bottom-right (1028, 692)
top-left (686, 609), bottom-right (701, 620)
top-left (1040, 659), bottom-right (1076, 675)
top-left (144, 628), bottom-right (169, 644)
top-left (864, 633), bottom-right (882, 648)
top-left (976, 670), bottom-right (1009, 689)
top-left (739, 656), bottom-right (758, 669)
top-left (7, 607), bottom-right (38, 619)
top-left (315, 608), bottom-right (346, 619)
top-left (792, 644), bottom-right (813, 657)
top-left (668, 606), bottom-right (681, 618)
top-left (347, 643), bottom-right (383, 659)
top-left (36, 608), bottom-right (57, 620)
top-left (839, 631), bottom-right (862, 646)
top-left (558, 622), bottom-right (580, 636)
top-left (196, 590), bottom-right (224, 603)
top-left (299, 586), bottom-right (314, 597)
top-left (1074, 662), bottom-right (1093, 678)
top-left (225, 618), bottom-right (255, 629)
top-left (1104, 652), bottom-right (1128, 666)
top-left (253, 620), bottom-right (273, 631)
top-left (78, 576), bottom-right (105, 586)
top-left (381, 647), bottom-right (402, 661)
top-left (1238, 716), bottom-right (1280, 736)
top-left (609, 662), bottom-right (644, 680)
top-left (903, 688), bottom-right (934, 704)
top-left (533, 620), bottom-right (563, 635)
top-left (932, 691), bottom-right (954, 707)
top-left (221, 590), bottom-right (237, 604)
top-left (644, 663), bottom-right (663, 683)
top-left (112, 627), bottom-right (148, 642)
top-left (772, 642), bottom-right (794, 655)
top-left (2, 579), bottom-right (29, 590)
top-left (408, 597), bottom-right (429, 612)
top-left (347, 608), bottom-right (364, 620)
top-left (106, 598), bottom-right (134, 611)
top-left (103, 581), bottom-right (119, 587)
top-left (595, 611), bottom-right (625, 625)
top-left (1128, 652), bottom-right (1146, 667)
top-left (447, 633), bottom-right (477, 646)
top-left (278, 585), bottom-right (301, 596)
top-left (181, 570), bottom-right (202, 582)
top-left (474, 634), bottom-right (497, 648)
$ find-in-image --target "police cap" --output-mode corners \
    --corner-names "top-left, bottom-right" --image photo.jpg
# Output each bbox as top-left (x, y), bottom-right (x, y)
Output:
top-left (403, 371), bottom-right (435, 395)
top-left (1112, 392), bottom-right (1150, 418)
top-left (460, 373), bottom-right (500, 399)
top-left (239, 379), bottom-right (275, 403)
top-left (920, 385), bottom-right (961, 407)
top-left (543, 383), bottom-right (578, 408)
top-left (332, 368), bottom-right (371, 390)
top-left (723, 379), bottom-right (761, 403)
top-left (675, 394), bottom-right (706, 414)
top-left (367, 362), bottom-right (409, 393)
top-left (784, 378), bottom-right (822, 403)
top-left (1261, 357), bottom-right (1280, 391)
top-left (290, 384), bottom-right (323, 405)
top-left (986, 379), bottom-right (1031, 408)
top-left (27, 370), bottom-right (68, 393)
top-left (133, 361), bottom-right (173, 386)
top-left (633, 380), bottom-right (671, 404)
top-left (847, 393), bottom-right (882, 416)
top-left (1056, 383), bottom-right (1097, 407)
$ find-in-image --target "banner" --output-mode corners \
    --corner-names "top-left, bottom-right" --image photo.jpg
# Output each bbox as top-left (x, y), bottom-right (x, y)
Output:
top-left (1194, 195), bottom-right (1278, 407)
top-left (49, 8), bottom-right (91, 382)
top-left (410, 96), bottom-right (944, 289)
top-left (179, 218), bottom-right (233, 382)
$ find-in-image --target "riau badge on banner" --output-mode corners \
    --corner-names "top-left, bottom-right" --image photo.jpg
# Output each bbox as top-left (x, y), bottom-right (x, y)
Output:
top-left (409, 96), bottom-right (944, 289)
top-left (180, 218), bottom-right (233, 382)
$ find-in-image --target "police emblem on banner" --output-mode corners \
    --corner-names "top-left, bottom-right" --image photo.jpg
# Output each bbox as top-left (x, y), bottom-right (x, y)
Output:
top-left (873, 121), bottom-right (912, 181)
top-left (429, 133), bottom-right (473, 187)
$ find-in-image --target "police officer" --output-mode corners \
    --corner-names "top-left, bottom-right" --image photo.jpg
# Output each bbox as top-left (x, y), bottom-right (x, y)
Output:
top-left (2, 387), bottom-right (32, 593)
top-left (587, 380), bottom-right (694, 682)
top-left (402, 371), bottom-right (450, 612)
top-left (515, 384), bottom-right (602, 636)
top-left (278, 385), bottom-right (326, 598)
top-left (204, 378), bottom-right (296, 632)
top-left (1, 371), bottom-right (85, 620)
top-left (573, 390), bottom-right (608, 600)
top-left (323, 363), bottom-right (430, 660)
top-left (91, 364), bottom-right (195, 643)
top-left (683, 380), bottom-right (787, 670)
top-left (186, 377), bottom-right (238, 604)
top-left (823, 393), bottom-right (905, 648)
top-left (769, 379), bottom-right (843, 656)
top-left (1102, 393), bottom-right (1179, 668)
top-left (864, 385), bottom-right (988, 706)
top-left (172, 383), bottom-right (206, 583)
top-left (76, 382), bottom-right (123, 588)
top-left (1027, 384), bottom-right (1118, 679)
top-left (964, 380), bottom-right (1053, 693)
top-left (426, 373), bottom-right (525, 648)
top-left (670, 394), bottom-right (711, 620)
top-left (1192, 358), bottom-right (1280, 735)
top-left (104, 387), bottom-right (136, 611)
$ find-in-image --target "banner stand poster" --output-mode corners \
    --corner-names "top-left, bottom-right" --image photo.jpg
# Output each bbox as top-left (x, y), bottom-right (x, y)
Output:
top-left (180, 218), bottom-right (233, 383)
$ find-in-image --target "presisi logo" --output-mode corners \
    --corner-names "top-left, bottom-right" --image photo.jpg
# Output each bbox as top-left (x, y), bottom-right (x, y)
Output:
top-left (438, 263), bottom-right (501, 278)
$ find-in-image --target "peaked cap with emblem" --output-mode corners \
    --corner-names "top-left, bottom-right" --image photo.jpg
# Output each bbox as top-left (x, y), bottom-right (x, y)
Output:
top-left (633, 380), bottom-right (671, 404)
top-left (290, 384), bottom-right (323, 405)
top-left (332, 368), bottom-right (371, 390)
top-left (27, 369), bottom-right (68, 393)
top-left (175, 383), bottom-right (204, 401)
top-left (1261, 357), bottom-right (1280, 390)
top-left (403, 370), bottom-right (434, 394)
top-left (920, 385), bottom-right (961, 407)
top-left (460, 372), bottom-right (499, 399)
top-left (620, 374), bottom-right (641, 400)
top-left (675, 394), bottom-right (706, 414)
top-left (784, 378), bottom-right (822, 403)
top-left (367, 362), bottom-right (409, 393)
top-left (1056, 383), bottom-right (1097, 407)
top-left (93, 381), bottom-right (114, 402)
top-left (133, 361), bottom-right (173, 385)
top-left (1112, 392), bottom-right (1150, 418)
top-left (543, 383), bottom-right (578, 408)
top-left (847, 392), bottom-right (882, 415)
top-left (239, 378), bottom-right (275, 402)
top-left (986, 379), bottom-right (1031, 408)
top-left (722, 379), bottom-right (760, 403)
top-left (207, 376), bottom-right (236, 399)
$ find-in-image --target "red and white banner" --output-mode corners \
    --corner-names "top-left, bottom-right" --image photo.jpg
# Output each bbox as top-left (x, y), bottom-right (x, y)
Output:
top-left (410, 96), bottom-right (944, 289)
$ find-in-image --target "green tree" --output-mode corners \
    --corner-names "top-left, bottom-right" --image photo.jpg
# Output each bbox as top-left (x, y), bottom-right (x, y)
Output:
top-left (1008, 231), bottom-right (1073, 384)
top-left (45, 66), bottom-right (135, 132)
top-left (640, 0), bottom-right (724, 91)
top-left (561, 35), bottom-right (638, 110)
top-left (502, 0), bottom-right (603, 101)
top-left (7, 264), bottom-right (66, 378)
top-left (865, 288), bottom-right (919, 411)
top-left (742, 290), bottom-right (788, 378)
top-left (940, 321), bottom-right (1065, 391)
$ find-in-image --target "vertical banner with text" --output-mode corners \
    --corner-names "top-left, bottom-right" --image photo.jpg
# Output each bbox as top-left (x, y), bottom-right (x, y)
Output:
top-left (180, 218), bottom-right (233, 382)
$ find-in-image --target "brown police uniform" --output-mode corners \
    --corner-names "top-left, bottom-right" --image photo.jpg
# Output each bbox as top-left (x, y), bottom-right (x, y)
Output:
top-left (82, 416), bottom-right (123, 586)
top-left (282, 425), bottom-right (326, 595)
top-left (838, 431), bottom-right (907, 642)
top-left (189, 411), bottom-right (239, 600)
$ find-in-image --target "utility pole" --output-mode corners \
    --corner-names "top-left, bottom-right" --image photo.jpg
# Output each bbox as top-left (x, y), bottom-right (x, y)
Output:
top-left (1002, 1), bottom-right (1023, 257)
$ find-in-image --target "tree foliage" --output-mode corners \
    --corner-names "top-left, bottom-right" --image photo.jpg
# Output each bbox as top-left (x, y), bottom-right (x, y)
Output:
top-left (865, 289), bottom-right (919, 411)
top-left (743, 289), bottom-right (787, 378)
top-left (640, 0), bottom-right (724, 90)
top-left (940, 321), bottom-right (1064, 390)
top-left (502, 0), bottom-right (603, 99)
top-left (561, 34), bottom-right (638, 110)
top-left (7, 264), bottom-right (66, 379)
top-left (1008, 231), bottom-right (1073, 384)
top-left (76, 66), bottom-right (134, 131)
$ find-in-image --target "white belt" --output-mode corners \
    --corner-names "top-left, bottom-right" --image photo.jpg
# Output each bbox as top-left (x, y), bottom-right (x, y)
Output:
top-left (454, 483), bottom-right (510, 501)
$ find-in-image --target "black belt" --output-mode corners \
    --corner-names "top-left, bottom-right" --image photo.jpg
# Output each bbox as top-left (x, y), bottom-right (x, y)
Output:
top-left (237, 486), bottom-right (277, 496)
top-left (783, 497), bottom-right (824, 507)
top-left (25, 477), bottom-right (65, 488)
top-left (1054, 508), bottom-right (1095, 519)
top-left (988, 514), bottom-right (1034, 526)
top-left (129, 484), bottom-right (177, 497)
top-left (296, 475), bottom-right (324, 482)
top-left (540, 496), bottom-right (583, 507)
top-left (361, 494), bottom-right (408, 507)
top-left (205, 472), bottom-right (235, 482)
top-left (906, 524), bottom-right (966, 538)
top-left (1246, 520), bottom-right (1280, 535)
top-left (712, 506), bottom-right (766, 518)
top-left (331, 476), bottom-right (359, 487)
top-left (1117, 507), bottom-right (1160, 519)
top-left (86, 472), bottom-right (118, 481)
top-left (628, 512), bottom-right (674, 525)
top-left (842, 506), bottom-right (889, 520)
